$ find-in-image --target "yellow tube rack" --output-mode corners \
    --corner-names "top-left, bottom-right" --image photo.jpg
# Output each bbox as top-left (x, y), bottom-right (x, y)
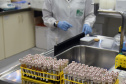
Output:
top-left (20, 67), bottom-right (64, 84)
top-left (21, 67), bottom-right (119, 84)
top-left (62, 78), bottom-right (119, 84)
top-left (115, 54), bottom-right (126, 69)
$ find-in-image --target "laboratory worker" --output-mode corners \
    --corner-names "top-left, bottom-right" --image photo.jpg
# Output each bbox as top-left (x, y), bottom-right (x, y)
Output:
top-left (42, 0), bottom-right (96, 50)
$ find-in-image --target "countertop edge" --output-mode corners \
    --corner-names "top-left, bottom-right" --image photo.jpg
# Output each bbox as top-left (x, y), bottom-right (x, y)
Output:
top-left (0, 8), bottom-right (32, 16)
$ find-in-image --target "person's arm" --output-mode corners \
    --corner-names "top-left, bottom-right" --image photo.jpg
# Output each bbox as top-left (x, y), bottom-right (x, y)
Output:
top-left (84, 0), bottom-right (96, 27)
top-left (42, 0), bottom-right (56, 28)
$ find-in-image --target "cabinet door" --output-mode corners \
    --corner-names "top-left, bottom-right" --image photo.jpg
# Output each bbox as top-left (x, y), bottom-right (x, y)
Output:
top-left (3, 13), bottom-right (21, 58)
top-left (20, 11), bottom-right (35, 50)
top-left (0, 16), bottom-right (5, 60)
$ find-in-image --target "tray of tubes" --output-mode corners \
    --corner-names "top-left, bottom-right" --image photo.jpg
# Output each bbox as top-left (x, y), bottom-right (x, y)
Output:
top-left (19, 54), bottom-right (68, 84)
top-left (63, 61), bottom-right (119, 84)
top-left (20, 54), bottom-right (119, 84)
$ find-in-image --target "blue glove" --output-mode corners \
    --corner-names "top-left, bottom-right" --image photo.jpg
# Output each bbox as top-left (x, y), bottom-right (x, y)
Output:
top-left (57, 21), bottom-right (72, 31)
top-left (82, 24), bottom-right (92, 35)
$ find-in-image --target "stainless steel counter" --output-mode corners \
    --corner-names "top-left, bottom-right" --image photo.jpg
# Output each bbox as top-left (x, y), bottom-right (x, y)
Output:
top-left (0, 36), bottom-right (120, 84)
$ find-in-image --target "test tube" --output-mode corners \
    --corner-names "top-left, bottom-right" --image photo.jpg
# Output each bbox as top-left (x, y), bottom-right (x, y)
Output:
top-left (69, 71), bottom-right (73, 84)
top-left (38, 63), bottom-right (41, 80)
top-left (48, 64), bottom-right (52, 82)
top-left (29, 61), bottom-right (32, 78)
top-left (19, 59), bottom-right (23, 67)
top-left (93, 77), bottom-right (97, 84)
top-left (19, 59), bottom-right (25, 76)
top-left (86, 73), bottom-right (90, 84)
top-left (56, 65), bottom-right (60, 80)
top-left (35, 62), bottom-right (38, 79)
top-left (46, 64), bottom-right (49, 82)
top-left (102, 78), bottom-right (106, 84)
top-left (50, 62), bottom-right (53, 80)
top-left (81, 73), bottom-right (84, 84)
top-left (105, 77), bottom-right (108, 84)
top-left (43, 63), bottom-right (47, 81)
top-left (97, 77), bottom-right (101, 84)
top-left (108, 79), bottom-right (113, 84)
top-left (40, 62), bottom-right (43, 80)
top-left (90, 74), bottom-right (94, 84)
top-left (31, 61), bottom-right (35, 78)
top-left (25, 59), bottom-right (29, 77)
top-left (63, 69), bottom-right (68, 84)
top-left (77, 73), bottom-right (82, 83)
top-left (53, 65), bottom-right (56, 80)
top-left (73, 72), bottom-right (77, 84)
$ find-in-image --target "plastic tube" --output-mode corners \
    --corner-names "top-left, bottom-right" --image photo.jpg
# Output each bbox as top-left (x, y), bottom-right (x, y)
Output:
top-left (69, 71), bottom-right (73, 84)
top-left (73, 72), bottom-right (77, 84)
top-left (86, 73), bottom-right (90, 84)
top-left (43, 63), bottom-right (47, 81)
top-left (102, 78), bottom-right (106, 84)
top-left (56, 65), bottom-right (60, 80)
top-left (48, 64), bottom-right (51, 82)
top-left (46, 64), bottom-right (49, 82)
top-left (108, 79), bottom-right (113, 84)
top-left (50, 62), bottom-right (53, 79)
top-left (53, 65), bottom-right (56, 80)
top-left (77, 73), bottom-right (82, 83)
top-left (40, 62), bottom-right (43, 80)
top-left (67, 71), bottom-right (71, 84)
top-left (63, 69), bottom-right (67, 84)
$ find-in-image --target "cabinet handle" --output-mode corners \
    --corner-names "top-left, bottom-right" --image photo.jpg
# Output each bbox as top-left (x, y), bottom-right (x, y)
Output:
top-left (18, 15), bottom-right (20, 23)
top-left (22, 14), bottom-right (23, 23)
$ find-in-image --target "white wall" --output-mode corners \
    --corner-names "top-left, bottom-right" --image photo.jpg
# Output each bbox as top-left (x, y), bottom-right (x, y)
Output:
top-left (93, 16), bottom-right (123, 37)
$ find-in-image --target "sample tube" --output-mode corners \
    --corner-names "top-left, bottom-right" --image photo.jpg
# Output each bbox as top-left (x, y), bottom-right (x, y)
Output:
top-left (108, 79), bottom-right (113, 84)
top-left (53, 65), bottom-right (56, 80)
top-left (19, 59), bottom-right (25, 76)
top-left (25, 59), bottom-right (29, 76)
top-left (81, 74), bottom-right (84, 84)
top-left (56, 65), bottom-right (60, 80)
top-left (73, 72), bottom-right (77, 84)
top-left (50, 62), bottom-right (53, 80)
top-left (38, 63), bottom-right (41, 80)
top-left (32, 61), bottom-right (35, 78)
top-left (77, 73), bottom-right (81, 83)
top-left (67, 70), bottom-right (72, 84)
top-left (46, 64), bottom-right (49, 82)
top-left (40, 62), bottom-right (43, 81)
top-left (90, 74), bottom-right (94, 84)
top-left (63, 69), bottom-right (67, 84)
top-left (43, 63), bottom-right (47, 81)
top-left (93, 77), bottom-right (96, 84)
top-left (69, 71), bottom-right (73, 84)
top-left (102, 78), bottom-right (106, 84)
top-left (97, 77), bottom-right (101, 84)
top-left (86, 73), bottom-right (90, 84)
top-left (29, 61), bottom-right (32, 77)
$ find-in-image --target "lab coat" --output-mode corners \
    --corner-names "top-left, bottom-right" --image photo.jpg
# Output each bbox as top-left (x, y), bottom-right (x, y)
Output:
top-left (42, 0), bottom-right (96, 50)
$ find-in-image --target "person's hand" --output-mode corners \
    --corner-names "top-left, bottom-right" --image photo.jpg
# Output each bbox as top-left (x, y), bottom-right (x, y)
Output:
top-left (82, 24), bottom-right (92, 35)
top-left (57, 21), bottom-right (72, 31)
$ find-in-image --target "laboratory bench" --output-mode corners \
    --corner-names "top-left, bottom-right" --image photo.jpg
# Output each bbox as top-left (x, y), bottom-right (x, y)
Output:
top-left (0, 35), bottom-right (121, 84)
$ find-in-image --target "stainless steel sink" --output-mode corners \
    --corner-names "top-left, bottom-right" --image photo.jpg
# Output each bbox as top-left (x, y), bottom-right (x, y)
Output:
top-left (0, 45), bottom-right (119, 84)
top-left (55, 45), bottom-right (118, 70)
